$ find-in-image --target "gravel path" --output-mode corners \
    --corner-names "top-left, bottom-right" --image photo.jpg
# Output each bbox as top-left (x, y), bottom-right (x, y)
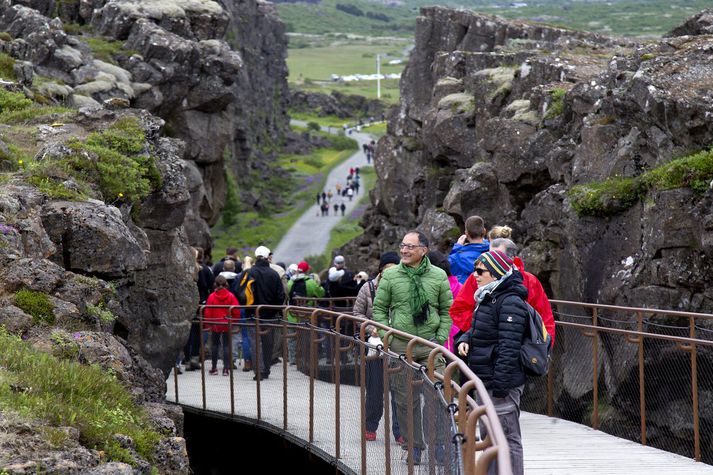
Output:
top-left (272, 122), bottom-right (375, 265)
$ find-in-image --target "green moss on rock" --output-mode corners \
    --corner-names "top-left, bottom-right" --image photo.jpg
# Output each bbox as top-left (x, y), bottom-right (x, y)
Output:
top-left (14, 289), bottom-right (55, 325)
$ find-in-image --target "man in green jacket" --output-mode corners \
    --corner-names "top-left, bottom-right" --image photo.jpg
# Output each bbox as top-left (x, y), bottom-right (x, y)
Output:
top-left (372, 230), bottom-right (452, 466)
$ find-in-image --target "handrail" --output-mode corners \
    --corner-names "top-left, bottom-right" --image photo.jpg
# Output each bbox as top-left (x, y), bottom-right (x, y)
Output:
top-left (546, 300), bottom-right (713, 464)
top-left (173, 303), bottom-right (513, 475)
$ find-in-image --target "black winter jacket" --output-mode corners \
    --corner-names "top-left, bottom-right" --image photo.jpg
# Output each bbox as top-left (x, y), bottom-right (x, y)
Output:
top-left (245, 259), bottom-right (285, 318)
top-left (456, 271), bottom-right (528, 397)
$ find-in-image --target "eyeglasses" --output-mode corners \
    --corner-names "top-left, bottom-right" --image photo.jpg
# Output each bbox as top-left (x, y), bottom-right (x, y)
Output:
top-left (399, 243), bottom-right (423, 251)
top-left (474, 268), bottom-right (490, 276)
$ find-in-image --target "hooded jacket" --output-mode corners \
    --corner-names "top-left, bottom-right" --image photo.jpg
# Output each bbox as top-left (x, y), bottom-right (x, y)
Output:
top-left (449, 256), bottom-right (555, 343)
top-left (448, 241), bottom-right (490, 284)
top-left (204, 288), bottom-right (239, 333)
top-left (456, 271), bottom-right (528, 397)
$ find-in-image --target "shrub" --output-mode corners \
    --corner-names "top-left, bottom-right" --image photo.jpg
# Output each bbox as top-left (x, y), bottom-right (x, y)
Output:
top-left (307, 121), bottom-right (321, 131)
top-left (328, 135), bottom-right (359, 151)
top-left (14, 289), bottom-right (55, 325)
top-left (85, 303), bottom-right (116, 326)
top-left (0, 88), bottom-right (32, 112)
top-left (335, 4), bottom-right (364, 16)
top-left (27, 116), bottom-right (161, 202)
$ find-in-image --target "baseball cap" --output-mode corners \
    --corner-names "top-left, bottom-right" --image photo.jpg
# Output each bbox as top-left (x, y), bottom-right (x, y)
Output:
top-left (297, 261), bottom-right (310, 273)
top-left (255, 246), bottom-right (271, 258)
top-left (334, 255), bottom-right (345, 265)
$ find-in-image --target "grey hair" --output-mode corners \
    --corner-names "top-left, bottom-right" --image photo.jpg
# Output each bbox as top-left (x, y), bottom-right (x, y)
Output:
top-left (490, 238), bottom-right (518, 259)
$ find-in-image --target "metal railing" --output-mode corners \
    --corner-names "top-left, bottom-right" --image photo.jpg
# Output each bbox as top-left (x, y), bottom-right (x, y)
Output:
top-left (170, 303), bottom-right (512, 475)
top-left (523, 299), bottom-right (713, 464)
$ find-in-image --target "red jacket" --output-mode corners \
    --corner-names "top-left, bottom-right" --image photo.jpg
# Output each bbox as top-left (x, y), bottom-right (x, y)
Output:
top-left (204, 288), bottom-right (239, 333)
top-left (449, 257), bottom-right (555, 343)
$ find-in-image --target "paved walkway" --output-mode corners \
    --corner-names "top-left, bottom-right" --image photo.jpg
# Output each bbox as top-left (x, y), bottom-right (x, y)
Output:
top-left (167, 362), bottom-right (713, 475)
top-left (272, 122), bottom-right (375, 265)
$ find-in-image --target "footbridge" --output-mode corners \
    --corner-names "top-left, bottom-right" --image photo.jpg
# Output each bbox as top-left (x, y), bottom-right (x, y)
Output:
top-left (166, 299), bottom-right (713, 474)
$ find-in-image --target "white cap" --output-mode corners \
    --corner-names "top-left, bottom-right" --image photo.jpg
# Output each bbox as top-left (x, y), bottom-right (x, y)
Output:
top-left (255, 246), bottom-right (271, 258)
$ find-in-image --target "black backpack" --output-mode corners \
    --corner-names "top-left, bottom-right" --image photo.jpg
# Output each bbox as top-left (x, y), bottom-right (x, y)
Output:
top-left (520, 303), bottom-right (552, 377)
top-left (289, 279), bottom-right (308, 305)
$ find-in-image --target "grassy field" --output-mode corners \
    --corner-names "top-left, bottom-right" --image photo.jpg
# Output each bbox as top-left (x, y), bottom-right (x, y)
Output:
top-left (362, 122), bottom-right (387, 138)
top-left (278, 0), bottom-right (711, 38)
top-left (287, 37), bottom-right (408, 103)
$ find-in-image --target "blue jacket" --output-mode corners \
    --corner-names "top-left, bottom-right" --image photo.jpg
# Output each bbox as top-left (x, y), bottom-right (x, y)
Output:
top-left (448, 241), bottom-right (490, 284)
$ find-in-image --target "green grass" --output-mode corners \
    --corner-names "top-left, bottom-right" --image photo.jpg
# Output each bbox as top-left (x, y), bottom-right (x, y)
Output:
top-left (278, 0), bottom-right (711, 38)
top-left (362, 122), bottom-right (387, 137)
top-left (83, 36), bottom-right (134, 63)
top-left (544, 88), bottom-right (566, 120)
top-left (211, 144), bottom-right (356, 255)
top-left (14, 289), bottom-right (55, 326)
top-left (26, 116), bottom-right (161, 203)
top-left (0, 327), bottom-right (161, 466)
top-left (569, 147), bottom-right (713, 216)
top-left (290, 111), bottom-right (352, 128)
top-left (0, 52), bottom-right (16, 80)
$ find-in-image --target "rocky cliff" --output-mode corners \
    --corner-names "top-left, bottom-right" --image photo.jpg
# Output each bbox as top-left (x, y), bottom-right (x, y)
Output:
top-left (343, 6), bottom-right (713, 461)
top-left (0, 0), bottom-right (289, 471)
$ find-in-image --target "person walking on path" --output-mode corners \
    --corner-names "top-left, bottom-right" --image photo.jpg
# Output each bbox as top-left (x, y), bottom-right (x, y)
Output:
top-left (204, 275), bottom-right (240, 376)
top-left (448, 215), bottom-right (489, 284)
top-left (347, 187), bottom-right (354, 201)
top-left (353, 251), bottom-right (403, 444)
top-left (340, 202), bottom-right (346, 216)
top-left (333, 202), bottom-right (339, 216)
top-left (372, 231), bottom-right (452, 466)
top-left (456, 250), bottom-right (528, 475)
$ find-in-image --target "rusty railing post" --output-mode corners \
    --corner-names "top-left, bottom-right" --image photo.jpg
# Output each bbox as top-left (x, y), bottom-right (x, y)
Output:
top-left (282, 316), bottom-right (288, 431)
top-left (255, 307), bottom-right (262, 421)
top-left (228, 309), bottom-right (235, 417)
top-left (199, 307), bottom-right (207, 410)
top-left (637, 311), bottom-right (646, 445)
top-left (334, 318), bottom-right (341, 460)
top-left (592, 307), bottom-right (599, 430)
top-left (690, 316), bottom-right (700, 461)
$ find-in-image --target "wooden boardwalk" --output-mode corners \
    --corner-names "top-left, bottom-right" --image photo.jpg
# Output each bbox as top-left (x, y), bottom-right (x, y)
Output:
top-left (167, 361), bottom-right (713, 474)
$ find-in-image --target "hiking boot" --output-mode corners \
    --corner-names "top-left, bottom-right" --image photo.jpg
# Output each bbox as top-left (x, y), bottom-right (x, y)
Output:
top-left (395, 435), bottom-right (405, 445)
top-left (242, 360), bottom-right (252, 372)
top-left (253, 372), bottom-right (269, 381)
top-left (222, 368), bottom-right (229, 376)
top-left (365, 431), bottom-right (376, 441)
top-left (185, 357), bottom-right (201, 371)
top-left (209, 367), bottom-right (218, 375)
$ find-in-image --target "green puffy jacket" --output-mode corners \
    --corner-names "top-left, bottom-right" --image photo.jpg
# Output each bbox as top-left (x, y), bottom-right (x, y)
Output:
top-left (372, 258), bottom-right (452, 344)
top-left (286, 276), bottom-right (325, 322)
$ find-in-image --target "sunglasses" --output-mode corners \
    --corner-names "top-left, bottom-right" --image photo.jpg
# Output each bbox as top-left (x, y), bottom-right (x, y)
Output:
top-left (474, 268), bottom-right (490, 276)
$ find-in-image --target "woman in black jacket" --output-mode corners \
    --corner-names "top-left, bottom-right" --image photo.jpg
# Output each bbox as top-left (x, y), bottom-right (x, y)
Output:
top-left (457, 250), bottom-right (527, 475)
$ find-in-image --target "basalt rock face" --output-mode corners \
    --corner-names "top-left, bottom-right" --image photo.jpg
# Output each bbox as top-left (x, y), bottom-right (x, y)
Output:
top-left (344, 6), bottom-right (713, 461)
top-left (0, 0), bottom-right (290, 252)
top-left (0, 109), bottom-right (192, 473)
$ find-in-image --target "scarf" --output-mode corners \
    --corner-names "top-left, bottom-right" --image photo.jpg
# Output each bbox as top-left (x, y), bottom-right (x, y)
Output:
top-left (403, 257), bottom-right (430, 326)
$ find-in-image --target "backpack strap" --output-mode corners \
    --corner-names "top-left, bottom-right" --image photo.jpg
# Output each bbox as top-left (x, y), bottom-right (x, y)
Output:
top-left (368, 279), bottom-right (376, 301)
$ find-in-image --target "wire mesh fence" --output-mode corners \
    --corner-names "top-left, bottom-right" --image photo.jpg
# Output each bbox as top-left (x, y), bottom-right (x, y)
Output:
top-left (520, 300), bottom-right (713, 465)
top-left (168, 305), bottom-right (511, 475)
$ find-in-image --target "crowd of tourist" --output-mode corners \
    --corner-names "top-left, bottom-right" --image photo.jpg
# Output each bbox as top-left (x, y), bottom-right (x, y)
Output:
top-left (178, 215), bottom-right (554, 474)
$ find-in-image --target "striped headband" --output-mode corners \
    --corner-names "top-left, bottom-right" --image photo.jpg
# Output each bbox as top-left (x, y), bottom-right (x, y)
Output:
top-left (476, 250), bottom-right (514, 279)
